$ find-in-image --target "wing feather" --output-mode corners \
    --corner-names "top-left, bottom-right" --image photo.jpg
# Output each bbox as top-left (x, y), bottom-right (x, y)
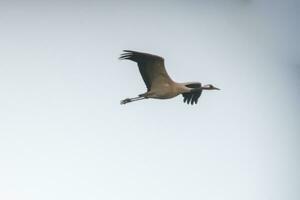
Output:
top-left (182, 82), bottom-right (202, 105)
top-left (120, 50), bottom-right (173, 91)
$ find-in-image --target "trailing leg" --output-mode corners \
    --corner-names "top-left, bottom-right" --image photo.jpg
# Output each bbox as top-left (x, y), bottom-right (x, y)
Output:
top-left (120, 96), bottom-right (146, 105)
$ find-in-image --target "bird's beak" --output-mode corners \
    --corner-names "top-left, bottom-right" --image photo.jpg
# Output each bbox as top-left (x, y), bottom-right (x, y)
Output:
top-left (214, 87), bottom-right (220, 90)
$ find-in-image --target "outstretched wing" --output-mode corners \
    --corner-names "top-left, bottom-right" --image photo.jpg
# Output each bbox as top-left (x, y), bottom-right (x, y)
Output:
top-left (182, 82), bottom-right (202, 105)
top-left (119, 50), bottom-right (173, 91)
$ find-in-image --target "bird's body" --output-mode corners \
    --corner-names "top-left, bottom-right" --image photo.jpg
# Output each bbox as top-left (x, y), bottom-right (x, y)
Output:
top-left (120, 50), bottom-right (219, 105)
top-left (145, 82), bottom-right (185, 99)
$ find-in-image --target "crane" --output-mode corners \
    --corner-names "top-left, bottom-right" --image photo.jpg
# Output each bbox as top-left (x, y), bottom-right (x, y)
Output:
top-left (119, 50), bottom-right (220, 105)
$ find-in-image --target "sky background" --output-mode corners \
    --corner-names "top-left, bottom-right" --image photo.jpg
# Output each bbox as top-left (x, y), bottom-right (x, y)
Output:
top-left (0, 0), bottom-right (299, 200)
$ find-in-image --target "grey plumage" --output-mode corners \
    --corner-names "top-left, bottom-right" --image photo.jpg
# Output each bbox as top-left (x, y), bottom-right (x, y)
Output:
top-left (119, 50), bottom-right (219, 105)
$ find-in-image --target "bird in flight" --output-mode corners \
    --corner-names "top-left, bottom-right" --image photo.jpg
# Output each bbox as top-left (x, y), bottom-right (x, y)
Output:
top-left (120, 50), bottom-right (220, 105)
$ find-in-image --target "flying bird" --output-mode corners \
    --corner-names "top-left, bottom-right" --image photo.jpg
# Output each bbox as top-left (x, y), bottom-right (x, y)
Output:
top-left (119, 50), bottom-right (220, 105)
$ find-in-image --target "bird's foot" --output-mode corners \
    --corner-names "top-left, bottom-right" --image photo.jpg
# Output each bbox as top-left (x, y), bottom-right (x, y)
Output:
top-left (120, 98), bottom-right (132, 105)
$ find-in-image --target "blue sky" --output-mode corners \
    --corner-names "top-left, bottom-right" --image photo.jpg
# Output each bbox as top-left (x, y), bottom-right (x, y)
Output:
top-left (0, 0), bottom-right (299, 200)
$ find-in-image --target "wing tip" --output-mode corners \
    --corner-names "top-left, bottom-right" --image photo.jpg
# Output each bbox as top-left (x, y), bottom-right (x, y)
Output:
top-left (119, 50), bottom-right (164, 61)
top-left (182, 94), bottom-right (199, 105)
top-left (123, 50), bottom-right (133, 52)
top-left (119, 50), bottom-right (134, 60)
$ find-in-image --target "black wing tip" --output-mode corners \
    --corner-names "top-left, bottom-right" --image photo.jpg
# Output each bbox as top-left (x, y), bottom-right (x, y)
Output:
top-left (182, 93), bottom-right (199, 105)
top-left (120, 50), bottom-right (164, 61)
top-left (119, 51), bottom-right (134, 60)
top-left (119, 50), bottom-right (141, 60)
top-left (123, 50), bottom-right (134, 52)
top-left (185, 101), bottom-right (198, 105)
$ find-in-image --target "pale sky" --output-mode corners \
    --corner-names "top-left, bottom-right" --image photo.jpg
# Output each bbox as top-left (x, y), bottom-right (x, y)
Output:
top-left (0, 0), bottom-right (299, 200)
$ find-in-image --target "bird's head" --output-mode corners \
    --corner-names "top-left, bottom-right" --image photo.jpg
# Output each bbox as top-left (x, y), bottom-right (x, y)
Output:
top-left (202, 84), bottom-right (220, 90)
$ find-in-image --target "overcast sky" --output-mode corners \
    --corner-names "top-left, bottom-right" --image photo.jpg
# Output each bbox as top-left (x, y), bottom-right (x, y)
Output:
top-left (0, 0), bottom-right (299, 200)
